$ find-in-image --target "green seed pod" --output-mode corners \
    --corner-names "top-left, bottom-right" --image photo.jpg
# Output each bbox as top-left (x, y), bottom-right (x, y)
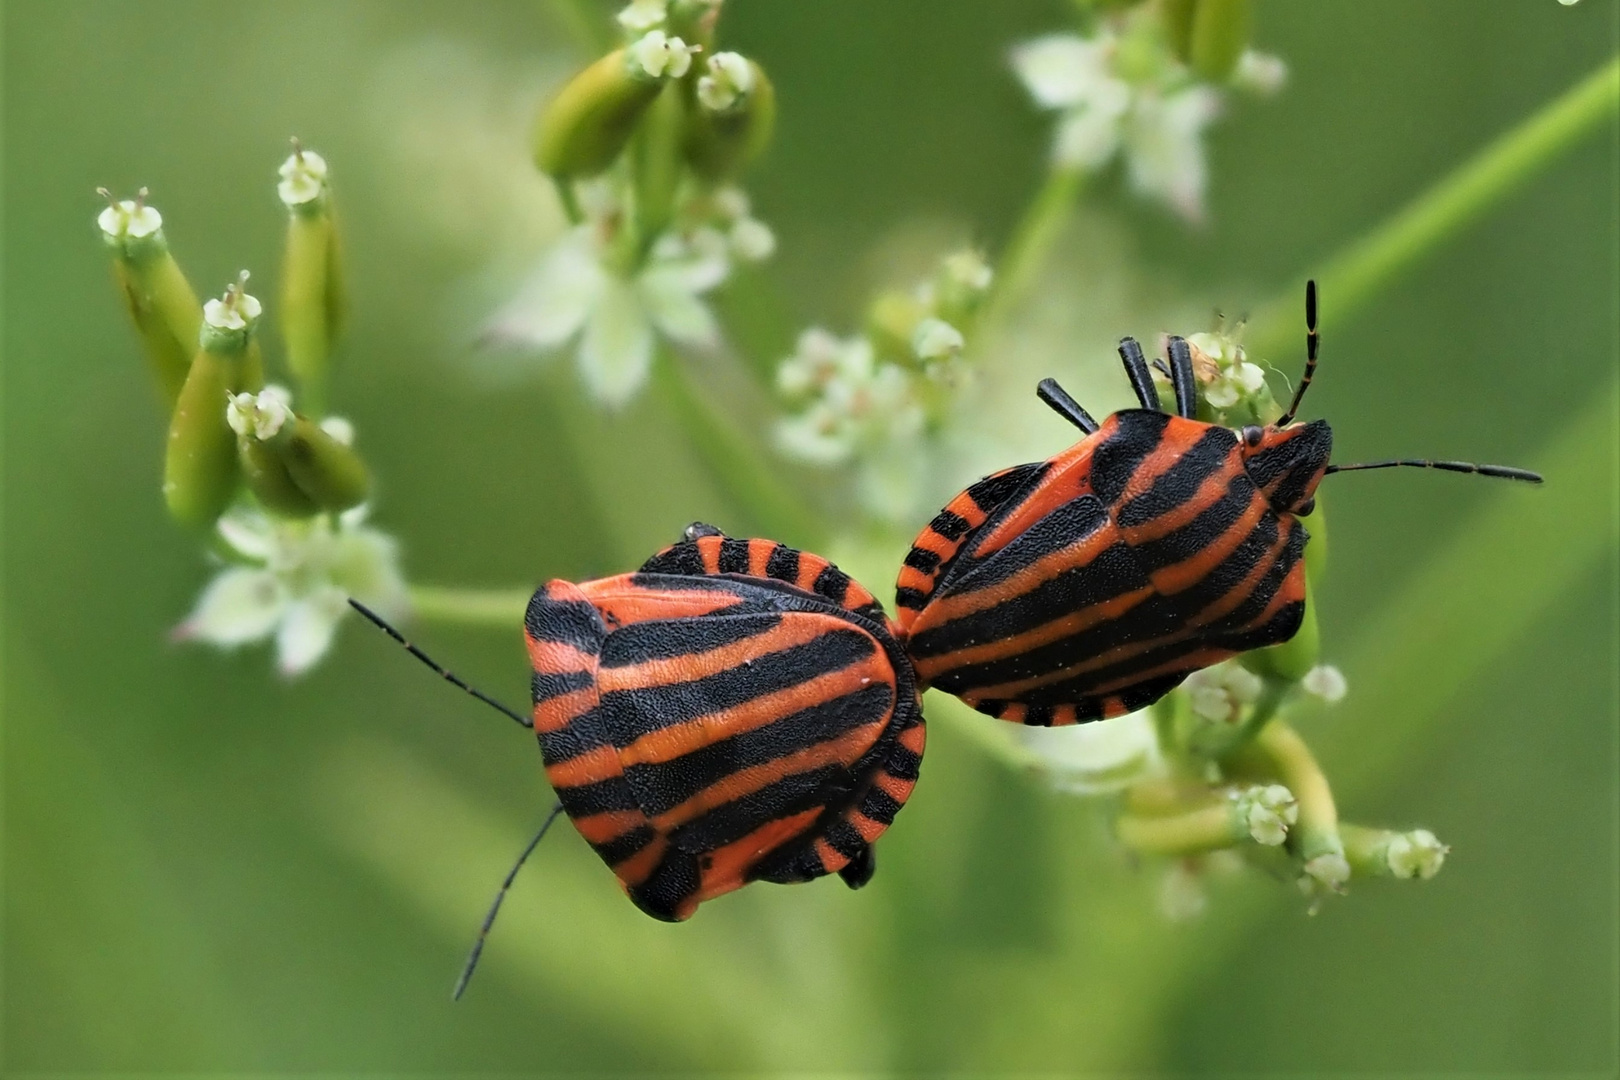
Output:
top-left (278, 145), bottom-right (345, 412)
top-left (98, 190), bottom-right (202, 406)
top-left (278, 414), bottom-right (371, 512)
top-left (1162, 0), bottom-right (1197, 63)
top-left (534, 35), bottom-right (694, 180)
top-left (1188, 0), bottom-right (1252, 82)
top-left (164, 277), bottom-right (261, 529)
top-left (683, 56), bottom-right (775, 181)
top-left (228, 389), bottom-right (319, 518)
top-left (631, 82), bottom-right (688, 249)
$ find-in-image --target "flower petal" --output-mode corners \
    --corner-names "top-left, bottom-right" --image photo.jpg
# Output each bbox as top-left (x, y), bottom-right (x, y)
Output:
top-left (1011, 35), bottom-right (1110, 110)
top-left (639, 267), bottom-right (720, 348)
top-left (1052, 90), bottom-right (1127, 169)
top-left (215, 509), bottom-right (278, 561)
top-left (484, 228), bottom-right (605, 348)
top-left (1123, 87), bottom-right (1222, 223)
top-left (578, 276), bottom-right (654, 407)
top-left (175, 567), bottom-right (287, 646)
top-left (276, 590), bottom-right (348, 677)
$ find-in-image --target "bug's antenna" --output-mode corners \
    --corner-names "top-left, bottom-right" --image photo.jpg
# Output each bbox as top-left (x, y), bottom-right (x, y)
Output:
top-left (1036, 378), bottom-right (1099, 434)
top-left (1324, 459), bottom-right (1543, 483)
top-left (453, 802), bottom-right (565, 1000)
top-left (1275, 279), bottom-right (1318, 428)
top-left (347, 598), bottom-right (533, 729)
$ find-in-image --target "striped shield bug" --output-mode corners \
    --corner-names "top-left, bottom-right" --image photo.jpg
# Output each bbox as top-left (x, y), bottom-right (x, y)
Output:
top-left (894, 280), bottom-right (1542, 727)
top-left (351, 524), bottom-right (923, 996)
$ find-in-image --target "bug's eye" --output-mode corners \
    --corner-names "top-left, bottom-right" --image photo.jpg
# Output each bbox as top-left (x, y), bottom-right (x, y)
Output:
top-left (1242, 425), bottom-right (1264, 448)
top-left (1295, 497), bottom-right (1317, 517)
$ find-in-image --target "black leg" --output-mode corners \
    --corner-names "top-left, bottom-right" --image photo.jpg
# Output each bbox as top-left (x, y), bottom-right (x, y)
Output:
top-left (1117, 338), bottom-right (1161, 412)
top-left (1036, 378), bottom-right (1099, 435)
top-left (453, 802), bottom-right (567, 1000)
top-left (1167, 336), bottom-right (1197, 419)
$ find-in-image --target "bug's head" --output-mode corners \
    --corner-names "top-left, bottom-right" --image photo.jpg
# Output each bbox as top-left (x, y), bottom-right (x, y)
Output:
top-left (1238, 419), bottom-right (1333, 516)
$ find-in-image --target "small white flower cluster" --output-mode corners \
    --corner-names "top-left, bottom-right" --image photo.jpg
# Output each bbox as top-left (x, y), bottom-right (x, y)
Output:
top-left (97, 189), bottom-right (162, 242)
top-left (628, 29), bottom-right (695, 80)
top-left (1182, 329), bottom-right (1267, 412)
top-left (1232, 783), bottom-right (1298, 846)
top-left (277, 146), bottom-right (329, 208)
top-left (1184, 661), bottom-right (1264, 725)
top-left (1011, 14), bottom-right (1285, 222)
top-left (175, 505), bottom-right (407, 677)
top-left (774, 249), bottom-right (991, 509)
top-left (486, 183), bottom-right (774, 407)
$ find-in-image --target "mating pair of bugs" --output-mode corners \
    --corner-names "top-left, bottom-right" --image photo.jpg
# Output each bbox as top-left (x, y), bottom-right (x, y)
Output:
top-left (351, 283), bottom-right (1540, 995)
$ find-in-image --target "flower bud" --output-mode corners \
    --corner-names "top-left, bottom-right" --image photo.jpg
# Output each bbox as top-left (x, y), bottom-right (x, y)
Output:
top-left (1300, 663), bottom-right (1347, 704)
top-left (278, 144), bottom-right (346, 411)
top-left (1164, 0), bottom-right (1253, 82)
top-left (932, 249), bottom-right (993, 326)
top-left (165, 275), bottom-right (262, 528)
top-left (631, 82), bottom-right (688, 248)
top-left (683, 57), bottom-right (775, 180)
top-left (865, 291), bottom-right (927, 366)
top-left (615, 0), bottom-right (667, 33)
top-left (533, 41), bottom-right (689, 180)
top-left (228, 388), bottom-right (315, 518)
top-left (276, 414), bottom-right (371, 512)
top-left (912, 318), bottom-right (965, 363)
top-left (99, 189), bottom-right (202, 405)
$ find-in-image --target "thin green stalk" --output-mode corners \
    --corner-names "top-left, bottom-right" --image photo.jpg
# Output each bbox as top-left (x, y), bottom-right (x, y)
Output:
top-left (409, 584), bottom-right (530, 627)
top-left (1246, 55), bottom-right (1619, 359)
top-left (1116, 803), bottom-right (1247, 856)
top-left (1227, 721), bottom-right (1340, 863)
top-left (981, 167), bottom-right (1085, 332)
top-left (653, 350), bottom-right (827, 548)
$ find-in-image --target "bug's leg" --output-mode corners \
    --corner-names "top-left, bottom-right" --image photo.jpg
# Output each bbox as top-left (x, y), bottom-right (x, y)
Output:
top-left (1117, 338), bottom-right (1162, 411)
top-left (1036, 378), bottom-right (1099, 435)
top-left (1167, 336), bottom-right (1198, 419)
top-left (452, 801), bottom-right (565, 1000)
top-left (837, 843), bottom-right (876, 889)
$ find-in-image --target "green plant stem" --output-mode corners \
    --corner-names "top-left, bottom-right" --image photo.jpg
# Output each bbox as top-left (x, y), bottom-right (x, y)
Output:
top-left (1115, 802), bottom-right (1247, 856)
top-left (1226, 721), bottom-right (1341, 862)
top-left (981, 167), bottom-right (1085, 332)
top-left (1246, 54), bottom-right (1619, 359)
top-left (409, 584), bottom-right (531, 627)
top-left (653, 350), bottom-right (827, 548)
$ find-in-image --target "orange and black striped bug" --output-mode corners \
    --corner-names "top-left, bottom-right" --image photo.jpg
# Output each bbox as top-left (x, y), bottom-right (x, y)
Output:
top-left (894, 280), bottom-right (1542, 727)
top-left (350, 524), bottom-right (923, 997)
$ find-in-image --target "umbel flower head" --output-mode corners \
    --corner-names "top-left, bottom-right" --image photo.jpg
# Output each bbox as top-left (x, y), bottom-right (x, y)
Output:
top-left (1011, 15), bottom-right (1285, 222)
top-left (485, 183), bottom-right (773, 407)
top-left (174, 505), bottom-right (407, 676)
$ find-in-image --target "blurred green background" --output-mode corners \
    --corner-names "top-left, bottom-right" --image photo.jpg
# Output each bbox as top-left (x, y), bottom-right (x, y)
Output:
top-left (4, 0), bottom-right (1617, 1072)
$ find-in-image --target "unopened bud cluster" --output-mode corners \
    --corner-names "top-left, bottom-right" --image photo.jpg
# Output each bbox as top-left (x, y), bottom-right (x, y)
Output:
top-left (98, 143), bottom-right (402, 676)
top-left (495, 0), bottom-right (776, 407)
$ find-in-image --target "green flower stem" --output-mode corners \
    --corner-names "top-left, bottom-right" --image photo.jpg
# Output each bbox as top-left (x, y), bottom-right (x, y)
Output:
top-left (981, 167), bottom-right (1085, 331)
top-left (409, 584), bottom-right (531, 627)
top-left (653, 350), bottom-right (828, 549)
top-left (1246, 54), bottom-right (1620, 360)
top-left (1124, 775), bottom-right (1221, 817)
top-left (1226, 721), bottom-right (1340, 863)
top-left (1115, 802), bottom-right (1248, 857)
top-left (1338, 823), bottom-right (1401, 877)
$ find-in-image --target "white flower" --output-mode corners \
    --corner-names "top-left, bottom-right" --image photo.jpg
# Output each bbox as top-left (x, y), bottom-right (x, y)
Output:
top-left (1184, 661), bottom-right (1264, 724)
top-left (1385, 829), bottom-right (1447, 880)
top-left (729, 216), bottom-right (776, 262)
top-left (1186, 331), bottom-right (1267, 412)
top-left (940, 249), bottom-right (993, 294)
top-left (97, 191), bottom-right (162, 241)
top-left (912, 317), bottom-right (965, 362)
top-left (1301, 852), bottom-right (1351, 895)
top-left (697, 52), bottom-right (754, 113)
top-left (1233, 784), bottom-right (1298, 846)
top-left (226, 387), bottom-right (292, 440)
top-left (277, 146), bottom-right (329, 207)
top-left (1232, 49), bottom-right (1288, 95)
top-left (616, 0), bottom-right (667, 32)
top-left (485, 225), bottom-right (727, 407)
top-left (1019, 710), bottom-right (1163, 795)
top-left (1011, 27), bottom-right (1276, 223)
top-left (1302, 663), bottom-right (1348, 703)
top-left (203, 275), bottom-right (262, 331)
top-left (628, 30), bottom-right (694, 80)
top-left (774, 332), bottom-right (923, 470)
top-left (174, 506), bottom-right (407, 677)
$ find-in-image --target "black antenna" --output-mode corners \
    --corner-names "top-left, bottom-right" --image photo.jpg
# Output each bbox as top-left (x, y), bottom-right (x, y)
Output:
top-left (1167, 336), bottom-right (1197, 419)
top-left (1275, 279), bottom-right (1319, 427)
top-left (347, 598), bottom-right (533, 729)
top-left (453, 802), bottom-right (566, 1000)
top-left (1324, 459), bottom-right (1542, 483)
top-left (1117, 337), bottom-right (1162, 411)
top-left (1036, 378), bottom-right (1099, 434)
